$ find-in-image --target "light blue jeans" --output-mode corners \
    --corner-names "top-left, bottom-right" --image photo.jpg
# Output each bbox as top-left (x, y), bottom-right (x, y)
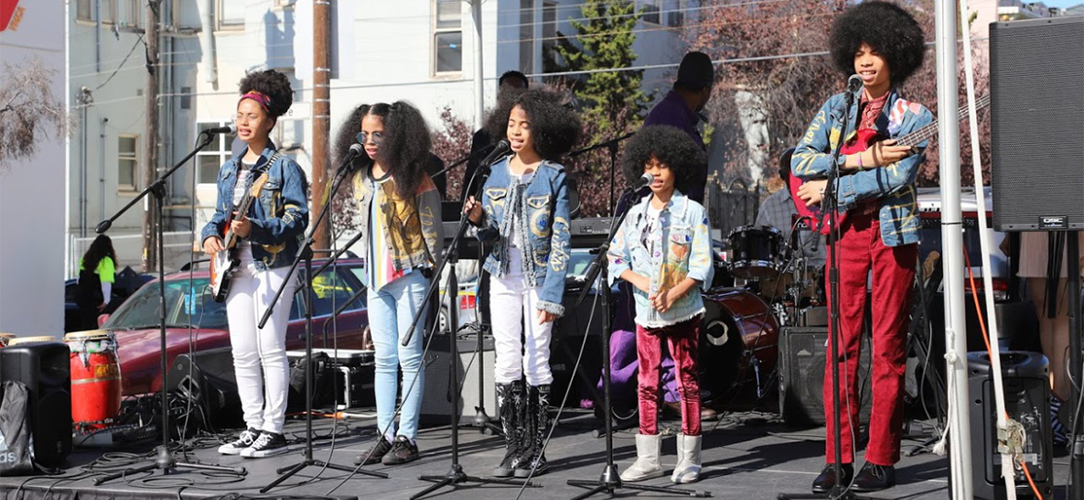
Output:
top-left (368, 271), bottom-right (429, 441)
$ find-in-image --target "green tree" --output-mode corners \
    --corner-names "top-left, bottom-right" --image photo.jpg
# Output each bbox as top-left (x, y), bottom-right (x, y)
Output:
top-left (555, 0), bottom-right (648, 140)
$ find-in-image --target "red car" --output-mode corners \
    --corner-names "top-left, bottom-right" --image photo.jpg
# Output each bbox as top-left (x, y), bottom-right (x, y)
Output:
top-left (97, 259), bottom-right (370, 396)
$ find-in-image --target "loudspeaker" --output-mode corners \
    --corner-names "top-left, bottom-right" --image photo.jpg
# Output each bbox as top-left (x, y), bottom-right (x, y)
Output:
top-left (420, 332), bottom-right (498, 425)
top-left (168, 347), bottom-right (243, 429)
top-left (990, 16), bottom-right (1084, 231)
top-left (0, 341), bottom-right (72, 468)
top-left (777, 327), bottom-right (871, 426)
top-left (966, 351), bottom-right (1053, 500)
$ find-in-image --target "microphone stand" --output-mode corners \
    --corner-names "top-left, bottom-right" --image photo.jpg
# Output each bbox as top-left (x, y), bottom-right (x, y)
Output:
top-left (408, 154), bottom-right (537, 500)
top-left (566, 188), bottom-right (711, 500)
top-left (93, 131), bottom-right (245, 485)
top-left (570, 132), bottom-right (635, 213)
top-left (778, 81), bottom-right (871, 500)
top-left (258, 154), bottom-right (388, 493)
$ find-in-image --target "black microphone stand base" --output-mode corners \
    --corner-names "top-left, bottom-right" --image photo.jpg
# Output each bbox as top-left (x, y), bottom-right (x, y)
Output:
top-left (471, 408), bottom-right (503, 436)
top-left (778, 489), bottom-right (875, 500)
top-left (412, 464), bottom-right (538, 500)
top-left (93, 445), bottom-right (246, 485)
top-left (567, 465), bottom-right (712, 500)
top-left (261, 457), bottom-right (388, 493)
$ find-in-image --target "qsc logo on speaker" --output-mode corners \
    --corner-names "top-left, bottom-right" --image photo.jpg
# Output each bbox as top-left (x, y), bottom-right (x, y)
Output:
top-left (1039, 216), bottom-right (1068, 229)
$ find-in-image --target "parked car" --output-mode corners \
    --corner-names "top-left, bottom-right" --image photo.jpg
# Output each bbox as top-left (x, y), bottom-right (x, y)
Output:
top-left (94, 259), bottom-right (370, 397)
top-left (64, 266), bottom-right (154, 333)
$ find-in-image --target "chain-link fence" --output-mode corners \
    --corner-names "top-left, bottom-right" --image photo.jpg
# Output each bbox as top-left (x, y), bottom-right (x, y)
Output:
top-left (704, 174), bottom-right (761, 247)
top-left (68, 231), bottom-right (200, 279)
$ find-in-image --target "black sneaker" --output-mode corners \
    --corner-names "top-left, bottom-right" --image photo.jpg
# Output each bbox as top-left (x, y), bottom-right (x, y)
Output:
top-left (217, 428), bottom-right (260, 455)
top-left (381, 435), bottom-right (420, 465)
top-left (355, 436), bottom-right (393, 465)
top-left (241, 432), bottom-right (290, 458)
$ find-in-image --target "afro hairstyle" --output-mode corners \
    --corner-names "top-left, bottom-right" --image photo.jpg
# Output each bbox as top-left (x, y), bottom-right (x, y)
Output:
top-left (485, 88), bottom-right (581, 162)
top-left (623, 126), bottom-right (707, 195)
top-left (238, 69), bottom-right (294, 119)
top-left (333, 104), bottom-right (375, 172)
top-left (829, 1), bottom-right (926, 86)
top-left (362, 101), bottom-right (433, 201)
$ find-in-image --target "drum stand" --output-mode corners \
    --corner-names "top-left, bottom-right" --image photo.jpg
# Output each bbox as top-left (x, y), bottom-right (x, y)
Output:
top-left (93, 132), bottom-right (245, 485)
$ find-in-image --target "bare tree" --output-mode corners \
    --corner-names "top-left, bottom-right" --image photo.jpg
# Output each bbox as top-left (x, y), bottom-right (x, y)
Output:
top-left (0, 57), bottom-right (74, 172)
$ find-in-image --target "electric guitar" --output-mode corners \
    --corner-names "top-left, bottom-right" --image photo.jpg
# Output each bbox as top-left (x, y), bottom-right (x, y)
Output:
top-left (210, 170), bottom-right (270, 302)
top-left (791, 94), bottom-right (990, 235)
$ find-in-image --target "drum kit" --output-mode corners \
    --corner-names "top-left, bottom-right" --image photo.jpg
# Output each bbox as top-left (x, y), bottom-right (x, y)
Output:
top-left (698, 224), bottom-right (826, 405)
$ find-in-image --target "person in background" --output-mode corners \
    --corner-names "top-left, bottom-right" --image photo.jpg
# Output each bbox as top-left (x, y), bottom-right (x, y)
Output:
top-left (76, 234), bottom-right (118, 330)
top-left (643, 51), bottom-right (713, 203)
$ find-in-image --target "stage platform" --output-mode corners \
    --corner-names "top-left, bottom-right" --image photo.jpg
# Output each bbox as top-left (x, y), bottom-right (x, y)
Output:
top-left (0, 409), bottom-right (1067, 499)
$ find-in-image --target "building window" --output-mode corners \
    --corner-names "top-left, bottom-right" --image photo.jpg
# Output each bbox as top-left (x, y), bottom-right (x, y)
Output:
top-left (217, 0), bottom-right (245, 30)
top-left (520, 0), bottom-right (535, 73)
top-left (668, 0), bottom-right (685, 27)
top-left (77, 0), bottom-right (94, 22)
top-left (118, 135), bottom-right (139, 191)
top-left (433, 0), bottom-right (462, 74)
top-left (542, 1), bottom-right (559, 73)
top-left (196, 122), bottom-right (238, 184)
top-left (123, 0), bottom-right (141, 28)
top-left (100, 0), bottom-right (118, 25)
top-left (642, 1), bottom-right (660, 25)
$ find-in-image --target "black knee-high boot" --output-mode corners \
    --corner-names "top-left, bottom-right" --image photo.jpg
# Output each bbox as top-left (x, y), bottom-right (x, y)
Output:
top-left (515, 384), bottom-right (550, 478)
top-left (492, 380), bottom-right (526, 477)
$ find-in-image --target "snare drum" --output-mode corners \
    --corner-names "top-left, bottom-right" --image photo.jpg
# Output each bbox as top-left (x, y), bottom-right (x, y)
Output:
top-left (64, 330), bottom-right (122, 430)
top-left (727, 225), bottom-right (783, 279)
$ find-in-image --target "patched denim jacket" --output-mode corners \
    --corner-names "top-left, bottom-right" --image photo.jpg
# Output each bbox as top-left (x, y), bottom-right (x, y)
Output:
top-left (607, 192), bottom-right (714, 329)
top-left (200, 143), bottom-right (309, 270)
top-left (476, 157), bottom-right (572, 316)
top-left (791, 89), bottom-right (934, 247)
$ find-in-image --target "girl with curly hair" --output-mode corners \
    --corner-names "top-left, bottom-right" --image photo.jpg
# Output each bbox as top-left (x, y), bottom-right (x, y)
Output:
top-left (201, 69), bottom-right (308, 458)
top-left (464, 88), bottom-right (579, 478)
top-left (790, 1), bottom-right (932, 492)
top-left (347, 101), bottom-right (444, 466)
top-left (608, 126), bottom-right (712, 484)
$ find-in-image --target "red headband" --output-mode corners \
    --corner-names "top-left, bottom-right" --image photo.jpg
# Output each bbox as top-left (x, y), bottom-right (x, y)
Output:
top-left (239, 91), bottom-right (272, 113)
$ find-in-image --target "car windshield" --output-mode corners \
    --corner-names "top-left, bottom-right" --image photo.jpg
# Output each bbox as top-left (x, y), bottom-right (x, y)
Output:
top-left (105, 277), bottom-right (228, 330)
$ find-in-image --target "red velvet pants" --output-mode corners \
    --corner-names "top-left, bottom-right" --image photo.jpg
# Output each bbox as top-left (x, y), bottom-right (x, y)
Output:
top-left (823, 206), bottom-right (916, 466)
top-left (637, 316), bottom-right (701, 436)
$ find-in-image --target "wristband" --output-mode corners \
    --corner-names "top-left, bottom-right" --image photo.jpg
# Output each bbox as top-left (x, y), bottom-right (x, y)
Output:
top-left (856, 153), bottom-right (864, 171)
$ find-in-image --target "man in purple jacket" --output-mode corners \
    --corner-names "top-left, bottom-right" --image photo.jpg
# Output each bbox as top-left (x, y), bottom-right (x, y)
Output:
top-left (643, 51), bottom-right (713, 202)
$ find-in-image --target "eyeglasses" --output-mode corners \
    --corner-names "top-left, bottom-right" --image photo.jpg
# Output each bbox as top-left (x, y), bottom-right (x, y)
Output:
top-left (357, 131), bottom-right (385, 145)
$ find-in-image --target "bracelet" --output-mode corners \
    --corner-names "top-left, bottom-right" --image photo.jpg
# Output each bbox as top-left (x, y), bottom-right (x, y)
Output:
top-left (856, 152), bottom-right (864, 171)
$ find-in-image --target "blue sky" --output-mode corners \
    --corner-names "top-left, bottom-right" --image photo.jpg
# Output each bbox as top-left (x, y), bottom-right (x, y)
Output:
top-left (1043, 0), bottom-right (1084, 7)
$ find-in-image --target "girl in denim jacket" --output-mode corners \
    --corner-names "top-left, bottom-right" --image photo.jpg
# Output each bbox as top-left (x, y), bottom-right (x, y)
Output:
top-left (201, 70), bottom-right (308, 458)
top-left (465, 88), bottom-right (579, 478)
top-left (342, 102), bottom-right (444, 466)
top-left (608, 126), bottom-right (713, 484)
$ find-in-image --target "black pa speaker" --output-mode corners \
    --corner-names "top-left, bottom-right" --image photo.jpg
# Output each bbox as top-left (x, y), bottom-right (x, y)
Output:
top-left (778, 327), bottom-right (871, 426)
top-left (168, 347), bottom-right (243, 429)
top-left (965, 351), bottom-right (1053, 500)
top-left (0, 341), bottom-right (72, 468)
top-left (990, 16), bottom-right (1084, 231)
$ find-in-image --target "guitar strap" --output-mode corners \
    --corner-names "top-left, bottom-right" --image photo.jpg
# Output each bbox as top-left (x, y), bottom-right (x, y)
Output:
top-left (248, 150), bottom-right (281, 199)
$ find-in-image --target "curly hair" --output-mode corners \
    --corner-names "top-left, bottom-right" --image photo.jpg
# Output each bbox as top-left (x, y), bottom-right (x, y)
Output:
top-left (238, 69), bottom-right (294, 119)
top-left (485, 88), bottom-right (581, 162)
top-left (482, 86), bottom-right (527, 149)
top-left (829, 1), bottom-right (926, 86)
top-left (364, 101), bottom-right (433, 201)
top-left (333, 104), bottom-right (375, 172)
top-left (82, 234), bottom-right (117, 272)
top-left (623, 126), bottom-right (706, 194)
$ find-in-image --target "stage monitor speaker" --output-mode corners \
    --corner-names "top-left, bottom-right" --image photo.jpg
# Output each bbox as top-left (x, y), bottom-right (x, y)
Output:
top-left (990, 16), bottom-right (1084, 231)
top-left (0, 341), bottom-right (72, 468)
top-left (966, 351), bottom-right (1053, 500)
top-left (778, 327), bottom-right (871, 426)
top-left (168, 347), bottom-right (243, 430)
top-left (420, 332), bottom-right (497, 426)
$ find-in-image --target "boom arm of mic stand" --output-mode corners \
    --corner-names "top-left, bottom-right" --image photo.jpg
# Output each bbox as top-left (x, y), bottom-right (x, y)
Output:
top-left (312, 229), bottom-right (364, 279)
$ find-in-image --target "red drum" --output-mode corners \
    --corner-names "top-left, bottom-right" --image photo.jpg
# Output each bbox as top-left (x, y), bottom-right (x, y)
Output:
top-left (699, 288), bottom-right (779, 402)
top-left (64, 331), bottom-right (122, 430)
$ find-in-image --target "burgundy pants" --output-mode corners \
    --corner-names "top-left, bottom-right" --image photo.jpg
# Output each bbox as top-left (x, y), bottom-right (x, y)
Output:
top-left (637, 316), bottom-right (702, 436)
top-left (823, 207), bottom-right (916, 466)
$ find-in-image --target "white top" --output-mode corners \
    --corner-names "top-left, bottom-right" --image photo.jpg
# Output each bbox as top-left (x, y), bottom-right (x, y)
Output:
top-left (508, 170), bottom-right (536, 249)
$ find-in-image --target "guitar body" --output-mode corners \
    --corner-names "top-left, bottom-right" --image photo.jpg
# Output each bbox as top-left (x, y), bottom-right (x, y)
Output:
top-left (208, 164), bottom-right (273, 303)
top-left (790, 129), bottom-right (882, 236)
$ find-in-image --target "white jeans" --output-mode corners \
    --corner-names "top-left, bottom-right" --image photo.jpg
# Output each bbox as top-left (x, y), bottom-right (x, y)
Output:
top-left (490, 247), bottom-right (554, 386)
top-left (225, 245), bottom-right (298, 434)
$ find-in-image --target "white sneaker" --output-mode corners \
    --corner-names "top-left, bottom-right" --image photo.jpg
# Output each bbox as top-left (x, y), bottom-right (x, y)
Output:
top-left (218, 428), bottom-right (260, 455)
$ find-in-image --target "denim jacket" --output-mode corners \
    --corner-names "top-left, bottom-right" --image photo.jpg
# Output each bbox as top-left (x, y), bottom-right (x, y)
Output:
top-left (791, 89), bottom-right (934, 247)
top-left (200, 143), bottom-right (309, 270)
top-left (607, 191), bottom-right (714, 328)
top-left (351, 167), bottom-right (445, 287)
top-left (477, 157), bottom-right (572, 316)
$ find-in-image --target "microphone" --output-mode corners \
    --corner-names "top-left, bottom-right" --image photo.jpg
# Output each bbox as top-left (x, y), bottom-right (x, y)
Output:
top-left (479, 139), bottom-right (511, 168)
top-left (336, 143), bottom-right (365, 174)
top-left (847, 74), bottom-right (863, 94)
top-left (628, 172), bottom-right (655, 192)
top-left (202, 124), bottom-right (237, 135)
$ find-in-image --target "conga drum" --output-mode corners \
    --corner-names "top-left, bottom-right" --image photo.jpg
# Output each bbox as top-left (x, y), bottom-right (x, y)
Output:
top-left (7, 336), bottom-right (58, 346)
top-left (64, 331), bottom-right (122, 430)
top-left (0, 333), bottom-right (15, 347)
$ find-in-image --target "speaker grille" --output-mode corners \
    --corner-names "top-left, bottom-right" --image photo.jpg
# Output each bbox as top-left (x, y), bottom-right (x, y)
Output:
top-left (991, 17), bottom-right (1084, 231)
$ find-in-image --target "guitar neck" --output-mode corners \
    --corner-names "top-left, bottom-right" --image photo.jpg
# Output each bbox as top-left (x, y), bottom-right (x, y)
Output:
top-left (223, 193), bottom-right (255, 248)
top-left (897, 94), bottom-right (990, 148)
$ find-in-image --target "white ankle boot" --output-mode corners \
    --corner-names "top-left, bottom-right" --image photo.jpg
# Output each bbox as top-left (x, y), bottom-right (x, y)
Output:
top-left (620, 433), bottom-right (665, 482)
top-left (671, 433), bottom-right (702, 483)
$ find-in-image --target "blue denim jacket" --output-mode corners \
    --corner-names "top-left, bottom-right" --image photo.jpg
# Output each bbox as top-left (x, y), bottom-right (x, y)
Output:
top-left (477, 157), bottom-right (572, 316)
top-left (200, 143), bottom-right (309, 270)
top-left (791, 89), bottom-right (934, 247)
top-left (607, 191), bottom-right (714, 328)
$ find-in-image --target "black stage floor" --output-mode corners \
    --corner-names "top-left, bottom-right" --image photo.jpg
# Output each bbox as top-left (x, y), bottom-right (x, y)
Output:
top-left (0, 409), bottom-right (1066, 499)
